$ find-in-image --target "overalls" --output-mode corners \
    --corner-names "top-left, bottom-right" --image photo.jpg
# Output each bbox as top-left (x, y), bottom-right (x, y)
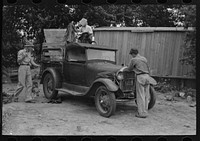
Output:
top-left (14, 49), bottom-right (33, 101)
top-left (127, 54), bottom-right (157, 116)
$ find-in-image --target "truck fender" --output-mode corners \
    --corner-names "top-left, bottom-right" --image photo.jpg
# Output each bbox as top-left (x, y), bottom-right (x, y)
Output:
top-left (90, 78), bottom-right (119, 93)
top-left (40, 68), bottom-right (62, 88)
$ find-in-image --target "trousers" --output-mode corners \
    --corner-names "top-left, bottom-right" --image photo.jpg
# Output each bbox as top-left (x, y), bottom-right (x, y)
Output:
top-left (14, 65), bottom-right (33, 101)
top-left (136, 74), bottom-right (151, 116)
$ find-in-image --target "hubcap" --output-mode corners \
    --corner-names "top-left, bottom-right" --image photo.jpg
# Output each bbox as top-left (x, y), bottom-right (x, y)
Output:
top-left (99, 90), bottom-right (110, 112)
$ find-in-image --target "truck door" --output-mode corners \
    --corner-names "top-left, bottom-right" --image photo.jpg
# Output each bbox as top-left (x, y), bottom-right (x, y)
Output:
top-left (63, 47), bottom-right (86, 85)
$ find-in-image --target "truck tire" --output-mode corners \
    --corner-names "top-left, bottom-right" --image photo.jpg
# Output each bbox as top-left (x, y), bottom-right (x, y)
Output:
top-left (148, 86), bottom-right (156, 109)
top-left (43, 73), bottom-right (59, 99)
top-left (95, 85), bottom-right (116, 118)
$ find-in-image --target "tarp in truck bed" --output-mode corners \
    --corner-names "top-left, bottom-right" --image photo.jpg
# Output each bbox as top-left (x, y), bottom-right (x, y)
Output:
top-left (44, 29), bottom-right (66, 44)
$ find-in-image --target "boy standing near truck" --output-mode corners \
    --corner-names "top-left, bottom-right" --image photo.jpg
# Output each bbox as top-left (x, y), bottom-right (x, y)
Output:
top-left (125, 48), bottom-right (157, 118)
top-left (12, 45), bottom-right (40, 103)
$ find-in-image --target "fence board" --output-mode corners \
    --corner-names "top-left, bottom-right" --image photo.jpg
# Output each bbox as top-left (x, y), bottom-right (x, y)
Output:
top-left (93, 27), bottom-right (195, 77)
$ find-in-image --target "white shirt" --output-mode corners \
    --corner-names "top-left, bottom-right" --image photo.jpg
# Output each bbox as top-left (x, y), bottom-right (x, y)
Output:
top-left (80, 25), bottom-right (93, 34)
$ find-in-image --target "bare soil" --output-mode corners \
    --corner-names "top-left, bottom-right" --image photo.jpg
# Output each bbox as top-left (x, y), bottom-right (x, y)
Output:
top-left (2, 82), bottom-right (196, 135)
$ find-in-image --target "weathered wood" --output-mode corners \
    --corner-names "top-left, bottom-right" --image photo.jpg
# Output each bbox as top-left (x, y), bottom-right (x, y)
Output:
top-left (94, 27), bottom-right (195, 78)
top-left (94, 27), bottom-right (194, 32)
top-left (44, 29), bottom-right (66, 44)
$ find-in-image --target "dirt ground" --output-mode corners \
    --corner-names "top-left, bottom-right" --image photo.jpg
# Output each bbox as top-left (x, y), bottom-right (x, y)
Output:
top-left (2, 82), bottom-right (196, 135)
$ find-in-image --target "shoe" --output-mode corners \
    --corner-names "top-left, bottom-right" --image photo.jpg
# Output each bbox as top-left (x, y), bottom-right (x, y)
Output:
top-left (25, 100), bottom-right (36, 103)
top-left (135, 113), bottom-right (148, 118)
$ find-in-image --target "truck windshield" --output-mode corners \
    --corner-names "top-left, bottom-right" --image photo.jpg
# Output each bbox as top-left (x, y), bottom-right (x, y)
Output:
top-left (87, 49), bottom-right (116, 62)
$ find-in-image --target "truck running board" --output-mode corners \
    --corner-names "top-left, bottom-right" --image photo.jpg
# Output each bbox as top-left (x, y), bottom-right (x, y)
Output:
top-left (56, 88), bottom-right (85, 96)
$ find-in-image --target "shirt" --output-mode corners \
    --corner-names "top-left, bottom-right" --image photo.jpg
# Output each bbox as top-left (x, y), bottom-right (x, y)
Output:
top-left (127, 54), bottom-right (157, 85)
top-left (80, 25), bottom-right (93, 34)
top-left (17, 49), bottom-right (31, 65)
top-left (65, 22), bottom-right (77, 42)
top-left (127, 54), bottom-right (149, 74)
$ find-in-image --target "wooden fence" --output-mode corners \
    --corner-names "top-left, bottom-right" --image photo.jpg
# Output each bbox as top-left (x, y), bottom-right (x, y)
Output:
top-left (93, 27), bottom-right (195, 78)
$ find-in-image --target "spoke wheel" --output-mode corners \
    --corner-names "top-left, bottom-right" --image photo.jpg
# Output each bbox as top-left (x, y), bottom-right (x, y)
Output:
top-left (95, 86), bottom-right (116, 118)
top-left (43, 73), bottom-right (58, 99)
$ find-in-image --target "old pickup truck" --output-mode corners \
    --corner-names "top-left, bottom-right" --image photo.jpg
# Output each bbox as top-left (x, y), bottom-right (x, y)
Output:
top-left (39, 29), bottom-right (156, 118)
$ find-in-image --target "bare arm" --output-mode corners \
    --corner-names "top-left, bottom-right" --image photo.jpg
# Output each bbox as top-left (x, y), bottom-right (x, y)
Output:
top-left (17, 51), bottom-right (27, 64)
top-left (30, 57), bottom-right (40, 67)
top-left (124, 59), bottom-right (136, 72)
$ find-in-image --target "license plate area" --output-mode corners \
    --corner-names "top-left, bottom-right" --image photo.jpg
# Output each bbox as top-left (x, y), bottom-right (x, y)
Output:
top-left (126, 79), bottom-right (133, 85)
top-left (119, 71), bottom-right (135, 92)
top-left (120, 79), bottom-right (135, 91)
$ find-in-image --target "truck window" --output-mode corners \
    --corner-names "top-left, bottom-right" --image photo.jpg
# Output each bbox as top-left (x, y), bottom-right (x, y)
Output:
top-left (67, 48), bottom-right (86, 62)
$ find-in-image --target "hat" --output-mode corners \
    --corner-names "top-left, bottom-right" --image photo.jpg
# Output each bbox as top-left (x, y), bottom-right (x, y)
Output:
top-left (24, 42), bottom-right (34, 48)
top-left (79, 18), bottom-right (87, 26)
top-left (24, 44), bottom-right (34, 47)
top-left (24, 40), bottom-right (34, 47)
top-left (129, 48), bottom-right (138, 55)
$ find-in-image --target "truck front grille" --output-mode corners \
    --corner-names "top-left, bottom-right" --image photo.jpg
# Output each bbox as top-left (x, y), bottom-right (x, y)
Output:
top-left (119, 71), bottom-right (135, 92)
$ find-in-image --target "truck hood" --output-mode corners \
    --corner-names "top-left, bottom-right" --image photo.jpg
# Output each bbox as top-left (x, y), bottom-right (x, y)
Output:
top-left (86, 61), bottom-right (122, 79)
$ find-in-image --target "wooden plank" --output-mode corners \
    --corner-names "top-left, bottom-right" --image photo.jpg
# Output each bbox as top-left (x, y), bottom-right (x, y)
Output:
top-left (94, 27), bottom-right (194, 32)
top-left (169, 32), bottom-right (177, 76)
top-left (153, 32), bottom-right (160, 76)
top-left (121, 32), bottom-right (129, 66)
top-left (152, 32), bottom-right (160, 75)
top-left (160, 32), bottom-right (166, 75)
top-left (126, 32), bottom-right (136, 66)
top-left (172, 33), bottom-right (181, 76)
top-left (166, 32), bottom-right (174, 76)
top-left (115, 31), bottom-right (121, 65)
top-left (164, 32), bottom-right (169, 75)
top-left (154, 32), bottom-right (162, 75)
top-left (148, 32), bottom-right (154, 74)
top-left (119, 31), bottom-right (126, 65)
top-left (177, 33), bottom-right (184, 76)
top-left (140, 33), bottom-right (146, 56)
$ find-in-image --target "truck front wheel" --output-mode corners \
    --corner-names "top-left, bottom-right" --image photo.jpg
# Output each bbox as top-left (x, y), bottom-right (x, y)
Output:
top-left (95, 85), bottom-right (116, 118)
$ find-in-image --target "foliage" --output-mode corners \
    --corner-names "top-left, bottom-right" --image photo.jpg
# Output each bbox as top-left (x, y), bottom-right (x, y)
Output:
top-left (154, 78), bottom-right (177, 93)
top-left (179, 5), bottom-right (196, 76)
top-left (180, 87), bottom-right (196, 98)
top-left (2, 4), bottom-right (195, 67)
top-left (180, 30), bottom-right (196, 76)
top-left (2, 5), bottom-right (73, 67)
top-left (134, 5), bottom-right (177, 27)
top-left (87, 5), bottom-right (177, 27)
top-left (154, 78), bottom-right (196, 98)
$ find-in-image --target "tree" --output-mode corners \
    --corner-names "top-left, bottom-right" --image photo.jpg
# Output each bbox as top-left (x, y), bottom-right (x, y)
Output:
top-left (132, 5), bottom-right (177, 27)
top-left (2, 6), bottom-right (24, 67)
top-left (2, 5), bottom-right (73, 66)
top-left (2, 4), bottom-right (195, 68)
top-left (179, 5), bottom-right (196, 76)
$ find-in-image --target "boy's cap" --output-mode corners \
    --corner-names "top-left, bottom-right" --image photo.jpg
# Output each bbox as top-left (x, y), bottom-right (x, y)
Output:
top-left (129, 48), bottom-right (138, 55)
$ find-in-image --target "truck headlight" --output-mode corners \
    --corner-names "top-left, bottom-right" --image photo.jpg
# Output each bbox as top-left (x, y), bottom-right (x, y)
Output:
top-left (117, 72), bottom-right (124, 80)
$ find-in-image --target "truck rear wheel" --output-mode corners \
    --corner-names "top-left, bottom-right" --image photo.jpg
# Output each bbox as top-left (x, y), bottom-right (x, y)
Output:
top-left (43, 73), bottom-right (59, 99)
